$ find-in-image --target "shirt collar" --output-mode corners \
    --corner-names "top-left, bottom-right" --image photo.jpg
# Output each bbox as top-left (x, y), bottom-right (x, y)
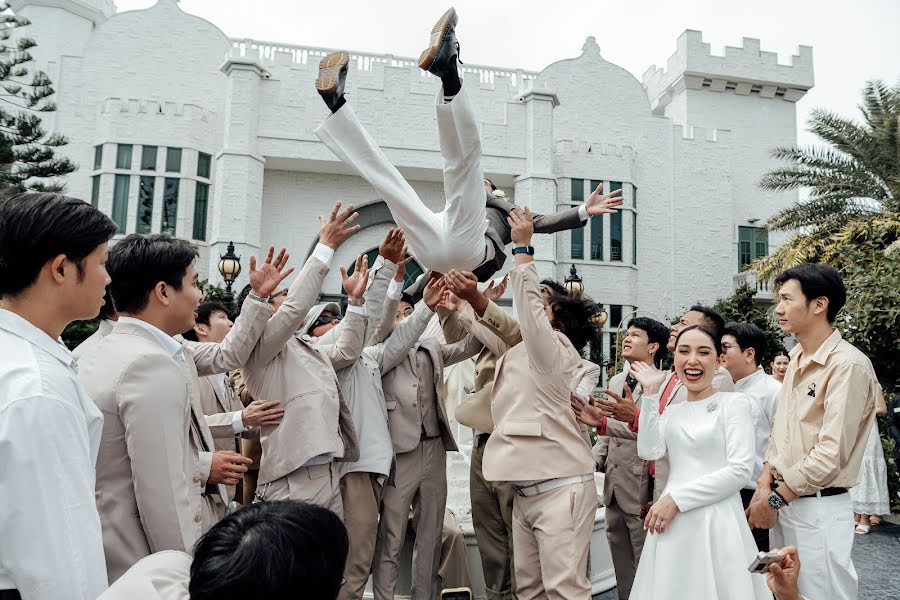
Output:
top-left (117, 316), bottom-right (184, 358)
top-left (0, 308), bottom-right (76, 369)
top-left (734, 366), bottom-right (766, 391)
top-left (792, 328), bottom-right (842, 367)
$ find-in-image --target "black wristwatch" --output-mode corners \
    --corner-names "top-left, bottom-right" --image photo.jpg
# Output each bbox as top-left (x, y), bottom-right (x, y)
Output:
top-left (511, 245), bottom-right (535, 255)
top-left (767, 489), bottom-right (789, 510)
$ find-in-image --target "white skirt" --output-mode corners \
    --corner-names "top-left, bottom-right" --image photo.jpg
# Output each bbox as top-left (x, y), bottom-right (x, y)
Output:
top-left (849, 422), bottom-right (890, 516)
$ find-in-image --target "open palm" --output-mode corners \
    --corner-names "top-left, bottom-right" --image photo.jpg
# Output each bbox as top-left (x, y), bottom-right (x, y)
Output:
top-left (248, 246), bottom-right (294, 298)
top-left (341, 254), bottom-right (369, 300)
top-left (585, 182), bottom-right (624, 216)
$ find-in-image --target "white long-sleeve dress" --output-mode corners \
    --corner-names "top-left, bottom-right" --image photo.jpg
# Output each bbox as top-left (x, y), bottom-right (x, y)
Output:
top-left (629, 391), bottom-right (772, 600)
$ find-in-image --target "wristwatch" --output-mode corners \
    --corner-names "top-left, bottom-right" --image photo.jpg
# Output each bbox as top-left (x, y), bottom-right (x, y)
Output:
top-left (767, 489), bottom-right (789, 510)
top-left (511, 245), bottom-right (535, 255)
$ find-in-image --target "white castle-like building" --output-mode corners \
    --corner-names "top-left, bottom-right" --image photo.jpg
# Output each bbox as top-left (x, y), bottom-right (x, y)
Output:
top-left (13, 0), bottom-right (813, 370)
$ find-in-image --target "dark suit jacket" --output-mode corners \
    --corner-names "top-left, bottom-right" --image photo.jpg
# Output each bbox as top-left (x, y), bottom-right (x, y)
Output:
top-left (473, 191), bottom-right (586, 281)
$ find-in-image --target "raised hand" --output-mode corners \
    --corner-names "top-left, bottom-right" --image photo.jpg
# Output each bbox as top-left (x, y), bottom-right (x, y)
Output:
top-left (571, 393), bottom-right (608, 428)
top-left (507, 206), bottom-right (534, 246)
top-left (423, 275), bottom-right (448, 310)
top-left (595, 385), bottom-right (639, 424)
top-left (319, 202), bottom-right (360, 249)
top-left (379, 228), bottom-right (407, 264)
top-left (584, 182), bottom-right (624, 217)
top-left (439, 290), bottom-right (464, 312)
top-left (444, 270), bottom-right (480, 303)
top-left (208, 451), bottom-right (252, 487)
top-left (240, 400), bottom-right (284, 428)
top-left (483, 274), bottom-right (509, 302)
top-left (340, 254), bottom-right (369, 301)
top-left (248, 246), bottom-right (294, 299)
top-left (629, 361), bottom-right (667, 396)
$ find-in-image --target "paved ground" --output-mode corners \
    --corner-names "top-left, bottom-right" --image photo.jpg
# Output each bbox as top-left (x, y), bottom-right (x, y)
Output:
top-left (592, 519), bottom-right (900, 600)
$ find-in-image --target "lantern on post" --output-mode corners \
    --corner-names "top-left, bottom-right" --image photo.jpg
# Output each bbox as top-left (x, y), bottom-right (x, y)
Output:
top-left (217, 241), bottom-right (242, 308)
top-left (563, 265), bottom-right (584, 296)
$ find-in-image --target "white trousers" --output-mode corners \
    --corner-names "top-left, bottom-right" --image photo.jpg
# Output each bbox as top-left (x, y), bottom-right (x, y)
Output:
top-left (316, 85), bottom-right (488, 274)
top-left (770, 492), bottom-right (857, 600)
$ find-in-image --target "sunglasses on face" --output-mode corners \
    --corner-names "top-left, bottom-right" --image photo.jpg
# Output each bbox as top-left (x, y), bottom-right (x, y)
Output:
top-left (315, 314), bottom-right (342, 326)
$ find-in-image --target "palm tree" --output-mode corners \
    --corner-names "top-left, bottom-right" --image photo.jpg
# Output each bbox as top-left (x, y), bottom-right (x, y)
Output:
top-left (753, 79), bottom-right (900, 280)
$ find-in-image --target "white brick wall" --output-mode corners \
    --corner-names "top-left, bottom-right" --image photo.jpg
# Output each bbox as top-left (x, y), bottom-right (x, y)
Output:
top-left (22, 0), bottom-right (810, 318)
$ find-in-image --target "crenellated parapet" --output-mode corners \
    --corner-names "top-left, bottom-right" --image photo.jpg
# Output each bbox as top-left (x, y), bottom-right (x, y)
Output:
top-left (642, 30), bottom-right (814, 114)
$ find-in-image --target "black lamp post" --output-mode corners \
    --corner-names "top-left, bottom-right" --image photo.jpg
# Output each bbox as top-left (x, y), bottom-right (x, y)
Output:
top-left (564, 265), bottom-right (584, 296)
top-left (217, 241), bottom-right (242, 308)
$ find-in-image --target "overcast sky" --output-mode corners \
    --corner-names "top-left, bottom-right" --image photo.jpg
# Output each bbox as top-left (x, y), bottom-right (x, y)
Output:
top-left (116, 0), bottom-right (900, 148)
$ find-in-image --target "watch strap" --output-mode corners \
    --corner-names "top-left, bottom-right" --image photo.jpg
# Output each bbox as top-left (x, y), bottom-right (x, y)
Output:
top-left (511, 245), bottom-right (535, 256)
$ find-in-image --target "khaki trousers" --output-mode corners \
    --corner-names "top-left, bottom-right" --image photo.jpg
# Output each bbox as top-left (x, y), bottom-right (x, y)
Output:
top-left (338, 472), bottom-right (384, 600)
top-left (439, 509), bottom-right (471, 590)
top-left (604, 496), bottom-right (646, 600)
top-left (374, 438), bottom-right (447, 600)
top-left (242, 468), bottom-right (259, 506)
top-left (470, 439), bottom-right (517, 600)
top-left (512, 480), bottom-right (596, 600)
top-left (264, 462), bottom-right (343, 519)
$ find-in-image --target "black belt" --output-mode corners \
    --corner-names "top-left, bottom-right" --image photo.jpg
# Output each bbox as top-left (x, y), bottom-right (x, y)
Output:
top-left (0, 590), bottom-right (22, 600)
top-left (801, 487), bottom-right (847, 498)
top-left (476, 433), bottom-right (490, 448)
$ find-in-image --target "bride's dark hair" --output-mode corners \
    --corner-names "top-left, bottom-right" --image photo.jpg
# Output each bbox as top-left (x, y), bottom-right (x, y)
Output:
top-left (673, 324), bottom-right (723, 355)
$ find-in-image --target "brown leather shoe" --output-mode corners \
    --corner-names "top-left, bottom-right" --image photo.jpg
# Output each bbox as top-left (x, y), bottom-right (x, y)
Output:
top-left (417, 7), bottom-right (459, 77)
top-left (315, 50), bottom-right (350, 112)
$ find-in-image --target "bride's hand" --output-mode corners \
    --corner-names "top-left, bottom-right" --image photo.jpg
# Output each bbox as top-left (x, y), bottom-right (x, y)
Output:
top-left (644, 494), bottom-right (679, 534)
top-left (629, 361), bottom-right (666, 396)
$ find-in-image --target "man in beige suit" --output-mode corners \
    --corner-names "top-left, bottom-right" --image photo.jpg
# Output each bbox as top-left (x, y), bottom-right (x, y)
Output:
top-left (478, 208), bottom-right (601, 600)
top-left (242, 203), bottom-right (366, 516)
top-left (77, 235), bottom-right (293, 583)
top-left (595, 305), bottom-right (734, 502)
top-left (441, 274), bottom-right (599, 600)
top-left (573, 317), bottom-right (669, 600)
top-left (183, 301), bottom-right (284, 506)
top-left (372, 287), bottom-right (482, 600)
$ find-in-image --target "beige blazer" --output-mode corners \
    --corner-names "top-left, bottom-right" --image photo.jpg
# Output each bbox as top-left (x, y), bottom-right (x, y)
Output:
top-left (382, 304), bottom-right (483, 454)
top-left (243, 255), bottom-right (364, 486)
top-left (482, 263), bottom-right (596, 481)
top-left (77, 298), bottom-right (270, 583)
top-left (439, 301), bottom-right (519, 434)
top-left (596, 371), bottom-right (653, 515)
top-left (650, 366), bottom-right (735, 500)
top-left (97, 550), bottom-right (191, 600)
top-left (445, 301), bottom-right (599, 437)
top-left (72, 318), bottom-right (114, 360)
top-left (198, 374), bottom-right (243, 452)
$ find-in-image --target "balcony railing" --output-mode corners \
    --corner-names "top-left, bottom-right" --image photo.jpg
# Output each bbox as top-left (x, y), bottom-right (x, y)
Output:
top-left (733, 270), bottom-right (774, 301)
top-left (229, 39), bottom-right (539, 90)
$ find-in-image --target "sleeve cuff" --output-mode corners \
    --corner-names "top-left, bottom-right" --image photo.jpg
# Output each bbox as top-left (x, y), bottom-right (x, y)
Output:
top-left (598, 416), bottom-right (608, 436)
top-left (347, 304), bottom-right (367, 316)
top-left (198, 451), bottom-right (213, 484)
top-left (578, 203), bottom-right (589, 221)
top-left (232, 410), bottom-right (247, 434)
top-left (628, 409), bottom-right (640, 433)
top-left (386, 279), bottom-right (403, 300)
top-left (312, 243), bottom-right (335, 266)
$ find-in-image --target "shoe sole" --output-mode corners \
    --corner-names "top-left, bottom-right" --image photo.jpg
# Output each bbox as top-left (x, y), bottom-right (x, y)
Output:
top-left (316, 51), bottom-right (350, 95)
top-left (418, 7), bottom-right (457, 71)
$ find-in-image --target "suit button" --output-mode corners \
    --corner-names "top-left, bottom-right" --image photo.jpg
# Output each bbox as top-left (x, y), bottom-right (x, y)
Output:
top-left (413, 402), bottom-right (417, 407)
top-left (192, 476), bottom-right (200, 485)
top-left (412, 383), bottom-right (418, 388)
top-left (615, 440), bottom-right (621, 447)
top-left (194, 514), bottom-right (202, 524)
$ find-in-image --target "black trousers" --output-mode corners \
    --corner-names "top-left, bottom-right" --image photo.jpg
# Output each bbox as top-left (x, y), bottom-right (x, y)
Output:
top-left (740, 487), bottom-right (770, 551)
top-left (0, 591), bottom-right (22, 600)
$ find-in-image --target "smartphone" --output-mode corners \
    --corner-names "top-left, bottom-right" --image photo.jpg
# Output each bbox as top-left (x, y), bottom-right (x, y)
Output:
top-left (748, 550), bottom-right (781, 574)
top-left (440, 588), bottom-right (473, 600)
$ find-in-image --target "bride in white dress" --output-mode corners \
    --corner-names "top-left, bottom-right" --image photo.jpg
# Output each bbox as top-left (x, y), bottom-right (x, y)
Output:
top-left (628, 325), bottom-right (772, 600)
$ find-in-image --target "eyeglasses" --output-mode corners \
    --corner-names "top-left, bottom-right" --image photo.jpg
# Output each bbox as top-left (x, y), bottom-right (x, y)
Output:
top-left (267, 289), bottom-right (288, 303)
top-left (397, 307), bottom-right (414, 318)
top-left (720, 343), bottom-right (740, 352)
top-left (315, 314), bottom-right (342, 326)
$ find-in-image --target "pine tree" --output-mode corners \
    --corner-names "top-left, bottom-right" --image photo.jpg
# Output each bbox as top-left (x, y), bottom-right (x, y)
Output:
top-left (0, 3), bottom-right (76, 194)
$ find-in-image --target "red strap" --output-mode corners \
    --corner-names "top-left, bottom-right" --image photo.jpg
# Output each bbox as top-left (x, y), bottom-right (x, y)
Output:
top-left (598, 416), bottom-right (608, 436)
top-left (649, 373), bottom-right (680, 478)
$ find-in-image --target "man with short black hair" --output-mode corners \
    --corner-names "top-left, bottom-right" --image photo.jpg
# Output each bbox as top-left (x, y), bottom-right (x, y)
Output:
top-left (0, 192), bottom-right (117, 600)
top-left (721, 322), bottom-right (780, 551)
top-left (78, 235), bottom-right (293, 582)
top-left (184, 301), bottom-right (284, 507)
top-left (574, 316), bottom-right (669, 600)
top-left (99, 500), bottom-right (349, 600)
top-left (748, 262), bottom-right (878, 600)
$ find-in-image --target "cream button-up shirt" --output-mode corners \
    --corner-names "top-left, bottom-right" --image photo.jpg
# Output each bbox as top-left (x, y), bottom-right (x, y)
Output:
top-left (764, 329), bottom-right (878, 496)
top-left (733, 367), bottom-right (781, 487)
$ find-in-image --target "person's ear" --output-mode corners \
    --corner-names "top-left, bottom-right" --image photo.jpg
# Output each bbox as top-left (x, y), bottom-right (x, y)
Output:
top-left (153, 281), bottom-right (170, 307)
top-left (49, 255), bottom-right (68, 284)
top-left (811, 296), bottom-right (829, 317)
